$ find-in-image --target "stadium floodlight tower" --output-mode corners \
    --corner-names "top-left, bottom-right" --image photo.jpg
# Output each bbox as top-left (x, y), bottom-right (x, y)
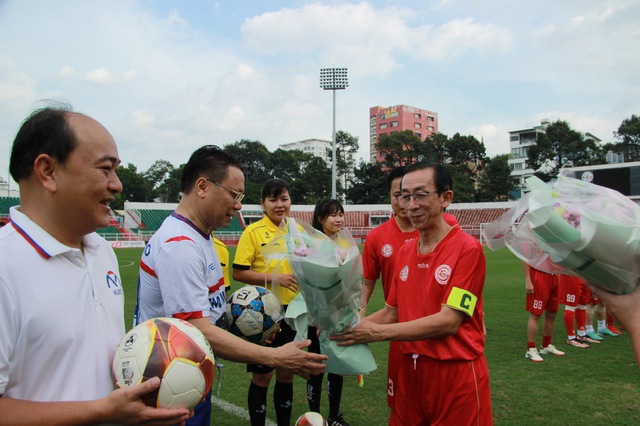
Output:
top-left (319, 67), bottom-right (348, 200)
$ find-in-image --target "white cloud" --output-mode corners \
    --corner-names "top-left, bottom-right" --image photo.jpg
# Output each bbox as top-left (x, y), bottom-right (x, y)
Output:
top-left (241, 2), bottom-right (511, 76)
top-left (83, 68), bottom-right (137, 86)
top-left (469, 123), bottom-right (509, 158)
top-left (0, 53), bottom-right (37, 110)
top-left (0, 0), bottom-right (639, 184)
top-left (131, 110), bottom-right (156, 126)
top-left (57, 66), bottom-right (76, 80)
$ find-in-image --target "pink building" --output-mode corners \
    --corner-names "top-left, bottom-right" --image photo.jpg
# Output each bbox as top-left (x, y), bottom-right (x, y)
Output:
top-left (369, 104), bottom-right (438, 163)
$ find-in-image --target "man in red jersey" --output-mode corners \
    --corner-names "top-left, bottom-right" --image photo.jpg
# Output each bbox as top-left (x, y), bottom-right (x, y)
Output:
top-left (336, 162), bottom-right (492, 426)
top-left (559, 274), bottom-right (600, 348)
top-left (360, 166), bottom-right (457, 420)
top-left (523, 264), bottom-right (571, 361)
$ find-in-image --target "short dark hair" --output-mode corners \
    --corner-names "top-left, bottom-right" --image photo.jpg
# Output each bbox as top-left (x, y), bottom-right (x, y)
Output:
top-left (181, 145), bottom-right (243, 193)
top-left (261, 178), bottom-right (289, 200)
top-left (10, 104), bottom-right (76, 182)
top-left (312, 199), bottom-right (344, 232)
top-left (386, 166), bottom-right (407, 193)
top-left (403, 162), bottom-right (452, 194)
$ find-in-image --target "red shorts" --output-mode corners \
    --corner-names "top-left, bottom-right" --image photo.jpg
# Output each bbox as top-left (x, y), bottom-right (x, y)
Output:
top-left (390, 354), bottom-right (493, 426)
top-left (387, 341), bottom-right (401, 413)
top-left (526, 269), bottom-right (559, 316)
top-left (559, 275), bottom-right (588, 307)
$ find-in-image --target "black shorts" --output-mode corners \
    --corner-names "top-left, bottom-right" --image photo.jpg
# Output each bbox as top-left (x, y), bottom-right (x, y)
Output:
top-left (246, 315), bottom-right (296, 374)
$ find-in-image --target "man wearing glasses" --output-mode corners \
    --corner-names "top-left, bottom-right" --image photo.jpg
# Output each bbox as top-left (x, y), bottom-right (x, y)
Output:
top-left (135, 145), bottom-right (326, 426)
top-left (360, 166), bottom-right (459, 421)
top-left (334, 162), bottom-right (493, 425)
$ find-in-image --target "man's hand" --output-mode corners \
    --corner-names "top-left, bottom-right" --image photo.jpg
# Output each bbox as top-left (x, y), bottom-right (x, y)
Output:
top-left (525, 281), bottom-right (534, 295)
top-left (587, 284), bottom-right (640, 332)
top-left (102, 377), bottom-right (192, 425)
top-left (272, 339), bottom-right (327, 379)
top-left (330, 319), bottom-right (379, 346)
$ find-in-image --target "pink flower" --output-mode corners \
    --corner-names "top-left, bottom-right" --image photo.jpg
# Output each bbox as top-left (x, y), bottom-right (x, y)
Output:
top-left (553, 202), bottom-right (581, 229)
top-left (294, 247), bottom-right (312, 257)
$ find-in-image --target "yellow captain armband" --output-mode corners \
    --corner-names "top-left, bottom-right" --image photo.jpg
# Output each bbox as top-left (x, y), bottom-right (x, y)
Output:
top-left (445, 287), bottom-right (477, 317)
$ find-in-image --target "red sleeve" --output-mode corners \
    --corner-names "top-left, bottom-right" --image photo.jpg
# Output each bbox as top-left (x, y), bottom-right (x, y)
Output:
top-left (362, 228), bottom-right (381, 281)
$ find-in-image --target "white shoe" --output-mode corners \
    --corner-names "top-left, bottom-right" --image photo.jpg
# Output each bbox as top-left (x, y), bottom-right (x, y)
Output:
top-left (525, 347), bottom-right (544, 362)
top-left (540, 344), bottom-right (565, 356)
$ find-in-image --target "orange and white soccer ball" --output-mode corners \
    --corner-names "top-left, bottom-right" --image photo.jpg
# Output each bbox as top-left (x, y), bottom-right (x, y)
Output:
top-left (295, 412), bottom-right (328, 426)
top-left (112, 317), bottom-right (215, 409)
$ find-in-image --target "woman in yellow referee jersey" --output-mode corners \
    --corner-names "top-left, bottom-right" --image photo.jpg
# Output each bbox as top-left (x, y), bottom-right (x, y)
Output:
top-left (232, 178), bottom-right (298, 426)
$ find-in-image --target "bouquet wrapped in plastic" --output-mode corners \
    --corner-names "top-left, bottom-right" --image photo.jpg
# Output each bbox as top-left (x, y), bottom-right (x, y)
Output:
top-left (483, 174), bottom-right (640, 295)
top-left (262, 218), bottom-right (377, 375)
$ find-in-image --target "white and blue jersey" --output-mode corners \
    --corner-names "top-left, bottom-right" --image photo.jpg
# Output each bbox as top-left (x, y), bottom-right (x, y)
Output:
top-left (135, 212), bottom-right (226, 328)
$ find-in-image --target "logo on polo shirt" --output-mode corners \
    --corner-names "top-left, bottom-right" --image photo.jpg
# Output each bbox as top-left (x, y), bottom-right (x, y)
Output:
top-left (106, 270), bottom-right (123, 296)
top-left (399, 265), bottom-right (409, 282)
top-left (435, 264), bottom-right (451, 285)
top-left (381, 244), bottom-right (393, 258)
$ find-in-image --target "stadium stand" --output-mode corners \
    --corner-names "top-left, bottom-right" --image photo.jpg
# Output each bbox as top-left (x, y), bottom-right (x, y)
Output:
top-left (136, 209), bottom-right (173, 232)
top-left (0, 196), bottom-right (19, 225)
top-left (0, 196), bottom-right (19, 215)
top-left (1, 197), bottom-right (513, 243)
top-left (118, 201), bottom-right (518, 244)
top-left (95, 226), bottom-right (121, 237)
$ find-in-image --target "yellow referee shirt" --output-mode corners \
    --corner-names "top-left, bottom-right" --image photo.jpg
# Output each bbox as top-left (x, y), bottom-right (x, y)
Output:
top-left (232, 216), bottom-right (297, 305)
top-left (213, 237), bottom-right (231, 291)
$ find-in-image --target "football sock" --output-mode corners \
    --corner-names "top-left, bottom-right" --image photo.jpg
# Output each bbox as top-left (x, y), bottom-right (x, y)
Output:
top-left (327, 373), bottom-right (344, 419)
top-left (597, 320), bottom-right (606, 331)
top-left (307, 373), bottom-right (323, 412)
top-left (563, 309), bottom-right (575, 337)
top-left (248, 381), bottom-right (268, 426)
top-left (274, 381), bottom-right (293, 426)
top-left (542, 335), bottom-right (552, 349)
top-left (527, 341), bottom-right (536, 350)
top-left (576, 308), bottom-right (587, 332)
top-left (606, 314), bottom-right (615, 327)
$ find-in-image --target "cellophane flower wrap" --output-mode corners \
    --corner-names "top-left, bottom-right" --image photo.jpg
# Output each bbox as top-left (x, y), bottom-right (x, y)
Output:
top-left (483, 175), bottom-right (640, 295)
top-left (261, 218), bottom-right (377, 375)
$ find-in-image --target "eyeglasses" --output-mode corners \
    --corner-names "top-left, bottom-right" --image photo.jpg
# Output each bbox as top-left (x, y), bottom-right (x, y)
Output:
top-left (395, 191), bottom-right (437, 205)
top-left (206, 178), bottom-right (245, 203)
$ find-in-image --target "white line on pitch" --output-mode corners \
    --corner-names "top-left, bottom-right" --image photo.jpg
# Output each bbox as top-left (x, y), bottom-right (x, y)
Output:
top-left (212, 396), bottom-right (277, 426)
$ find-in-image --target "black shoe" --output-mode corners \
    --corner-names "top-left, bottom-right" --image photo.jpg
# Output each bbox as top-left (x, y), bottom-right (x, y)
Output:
top-left (328, 414), bottom-right (351, 426)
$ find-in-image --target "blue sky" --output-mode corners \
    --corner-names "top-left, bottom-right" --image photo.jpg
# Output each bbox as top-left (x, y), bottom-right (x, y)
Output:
top-left (1, 0), bottom-right (639, 188)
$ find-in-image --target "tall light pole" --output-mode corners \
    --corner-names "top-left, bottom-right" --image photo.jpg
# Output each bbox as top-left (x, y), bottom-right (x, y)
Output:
top-left (320, 67), bottom-right (348, 199)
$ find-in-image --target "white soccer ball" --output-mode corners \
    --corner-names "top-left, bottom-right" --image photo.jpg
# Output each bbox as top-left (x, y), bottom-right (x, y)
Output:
top-left (295, 412), bottom-right (328, 426)
top-left (226, 285), bottom-right (284, 344)
top-left (112, 317), bottom-right (215, 409)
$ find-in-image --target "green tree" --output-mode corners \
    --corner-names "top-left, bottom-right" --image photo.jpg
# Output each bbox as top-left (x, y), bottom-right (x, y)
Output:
top-left (527, 120), bottom-right (576, 180)
top-left (291, 157), bottom-right (332, 204)
top-left (346, 161), bottom-right (388, 204)
top-left (614, 114), bottom-right (640, 161)
top-left (476, 154), bottom-right (515, 201)
top-left (144, 160), bottom-right (175, 203)
top-left (223, 140), bottom-right (271, 203)
top-left (223, 140), bottom-right (271, 184)
top-left (114, 163), bottom-right (154, 209)
top-left (443, 133), bottom-right (487, 171)
top-left (164, 164), bottom-right (183, 203)
top-left (527, 120), bottom-right (603, 181)
top-left (376, 130), bottom-right (437, 169)
top-left (268, 148), bottom-right (318, 203)
top-left (334, 131), bottom-right (359, 199)
top-left (444, 164), bottom-right (475, 203)
top-left (424, 132), bottom-right (449, 164)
